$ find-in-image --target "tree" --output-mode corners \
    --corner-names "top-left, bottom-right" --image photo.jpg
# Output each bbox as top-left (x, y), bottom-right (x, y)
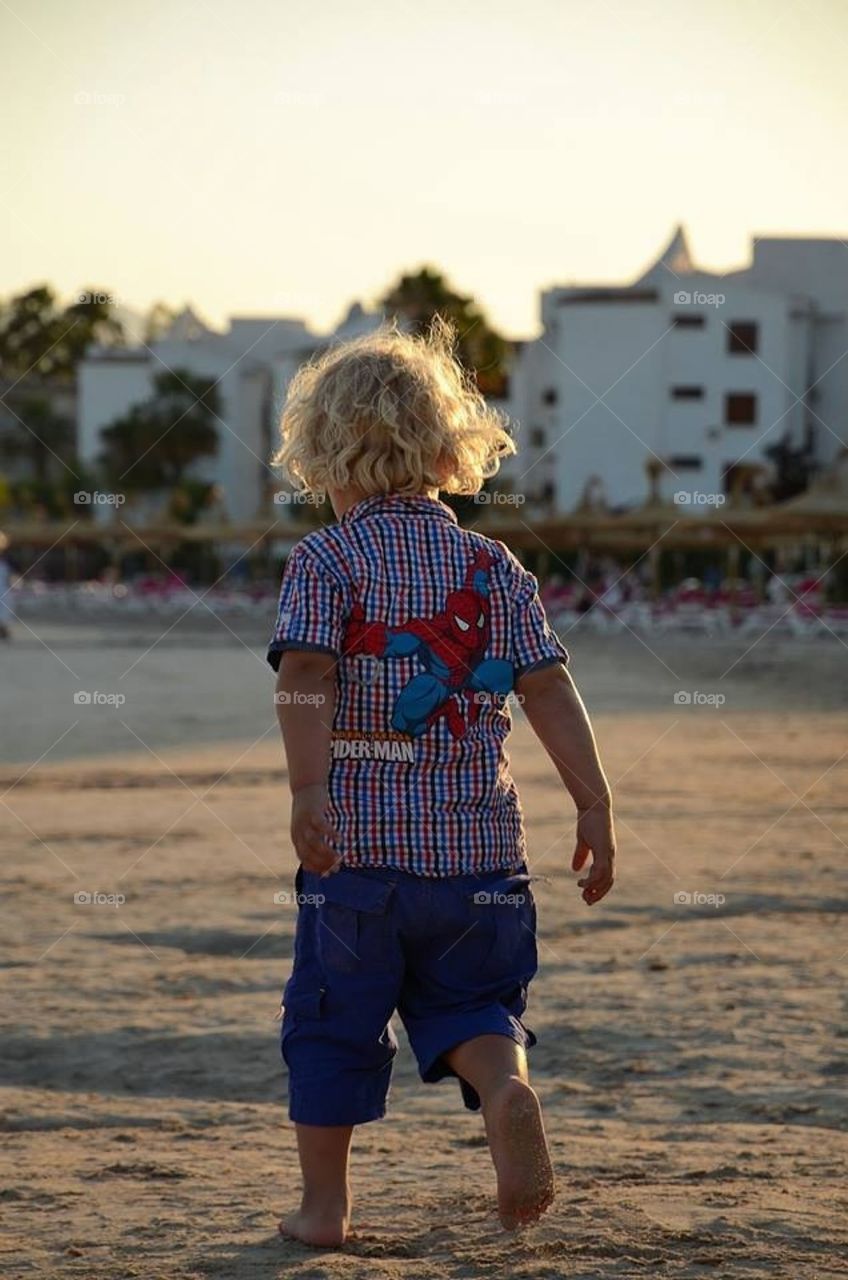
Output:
top-left (380, 267), bottom-right (510, 396)
top-left (63, 289), bottom-right (125, 368)
top-left (99, 369), bottom-right (219, 496)
top-left (0, 394), bottom-right (75, 483)
top-left (0, 284), bottom-right (125, 380)
top-left (98, 404), bottom-right (171, 492)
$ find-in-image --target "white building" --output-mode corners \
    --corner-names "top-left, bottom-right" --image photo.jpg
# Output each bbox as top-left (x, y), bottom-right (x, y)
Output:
top-left (78, 227), bottom-right (848, 522)
top-left (78, 303), bottom-right (385, 522)
top-left (503, 227), bottom-right (848, 514)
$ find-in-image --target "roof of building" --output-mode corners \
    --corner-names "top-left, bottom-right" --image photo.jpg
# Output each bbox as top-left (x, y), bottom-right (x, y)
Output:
top-left (164, 306), bottom-right (217, 342)
top-left (634, 224), bottom-right (696, 285)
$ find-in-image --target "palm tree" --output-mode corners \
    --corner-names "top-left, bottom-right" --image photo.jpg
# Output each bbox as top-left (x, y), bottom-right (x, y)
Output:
top-left (99, 369), bottom-right (219, 497)
top-left (0, 394), bottom-right (75, 483)
top-left (0, 284), bottom-right (124, 380)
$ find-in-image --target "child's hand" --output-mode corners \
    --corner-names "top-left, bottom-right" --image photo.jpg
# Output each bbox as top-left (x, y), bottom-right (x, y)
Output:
top-left (291, 784), bottom-right (341, 877)
top-left (572, 805), bottom-right (616, 905)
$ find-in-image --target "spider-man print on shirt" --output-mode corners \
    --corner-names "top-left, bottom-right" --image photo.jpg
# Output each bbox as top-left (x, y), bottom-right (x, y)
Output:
top-left (343, 548), bottom-right (514, 740)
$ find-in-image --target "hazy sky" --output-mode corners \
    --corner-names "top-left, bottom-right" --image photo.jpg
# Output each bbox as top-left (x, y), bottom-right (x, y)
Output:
top-left (2, 0), bottom-right (846, 337)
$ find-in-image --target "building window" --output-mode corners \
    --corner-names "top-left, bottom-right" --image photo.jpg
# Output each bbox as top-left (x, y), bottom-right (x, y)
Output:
top-left (727, 321), bottom-right (758, 355)
top-left (671, 385), bottom-right (704, 401)
top-left (541, 387), bottom-right (558, 406)
top-left (529, 426), bottom-right (546, 448)
top-left (725, 393), bottom-right (757, 426)
top-left (672, 314), bottom-right (706, 329)
top-left (668, 455), bottom-right (702, 470)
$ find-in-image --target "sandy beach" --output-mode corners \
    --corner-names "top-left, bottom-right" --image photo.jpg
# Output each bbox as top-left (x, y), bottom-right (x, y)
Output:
top-left (2, 617), bottom-right (847, 1278)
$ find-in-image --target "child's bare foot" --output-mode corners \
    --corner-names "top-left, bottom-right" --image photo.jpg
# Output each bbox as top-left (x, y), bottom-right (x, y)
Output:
top-left (279, 1196), bottom-right (350, 1248)
top-left (484, 1076), bottom-right (555, 1229)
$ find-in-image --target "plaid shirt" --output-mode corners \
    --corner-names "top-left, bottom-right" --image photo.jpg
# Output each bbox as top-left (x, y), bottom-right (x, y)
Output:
top-left (267, 494), bottom-right (568, 876)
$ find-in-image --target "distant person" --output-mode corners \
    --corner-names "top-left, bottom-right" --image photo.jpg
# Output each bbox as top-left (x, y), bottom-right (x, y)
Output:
top-left (703, 563), bottom-right (722, 595)
top-left (0, 533), bottom-right (13, 640)
top-left (267, 321), bottom-right (617, 1247)
top-left (576, 565), bottom-right (603, 613)
top-left (767, 572), bottom-right (791, 604)
top-left (599, 574), bottom-right (624, 610)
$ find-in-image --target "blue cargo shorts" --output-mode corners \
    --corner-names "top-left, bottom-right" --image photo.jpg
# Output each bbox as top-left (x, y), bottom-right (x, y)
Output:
top-left (280, 862), bottom-right (539, 1126)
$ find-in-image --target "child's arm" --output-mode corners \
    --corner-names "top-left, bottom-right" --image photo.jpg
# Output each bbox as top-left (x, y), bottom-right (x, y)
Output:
top-left (517, 662), bottom-right (616, 905)
top-left (276, 651), bottom-right (341, 876)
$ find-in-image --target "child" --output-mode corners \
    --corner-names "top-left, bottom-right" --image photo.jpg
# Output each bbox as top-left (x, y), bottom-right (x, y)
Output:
top-left (268, 320), bottom-right (616, 1247)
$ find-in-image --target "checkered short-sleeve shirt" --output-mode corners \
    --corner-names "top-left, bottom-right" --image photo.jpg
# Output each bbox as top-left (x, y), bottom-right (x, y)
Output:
top-left (268, 494), bottom-right (568, 875)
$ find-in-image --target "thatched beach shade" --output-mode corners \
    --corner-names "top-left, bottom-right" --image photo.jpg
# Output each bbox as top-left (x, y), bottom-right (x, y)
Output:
top-left (717, 458), bottom-right (848, 565)
top-left (174, 521), bottom-right (301, 560)
top-left (748, 470), bottom-right (848, 580)
top-left (768, 471), bottom-right (848, 528)
top-left (1, 521), bottom-right (192, 579)
top-left (474, 501), bottom-right (781, 598)
top-left (3, 521), bottom-right (93, 547)
top-left (3, 519), bottom-right (302, 548)
top-left (473, 501), bottom-right (687, 595)
top-left (0, 519), bottom-right (302, 581)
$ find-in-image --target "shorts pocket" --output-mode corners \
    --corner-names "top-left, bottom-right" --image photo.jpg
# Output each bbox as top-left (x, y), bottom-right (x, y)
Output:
top-left (466, 874), bottom-right (537, 979)
top-left (283, 985), bottom-right (325, 1022)
top-left (280, 984), bottom-right (325, 1063)
top-left (314, 871), bottom-right (395, 974)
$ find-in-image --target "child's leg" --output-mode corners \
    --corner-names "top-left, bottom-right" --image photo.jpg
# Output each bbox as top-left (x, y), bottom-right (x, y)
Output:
top-left (443, 1034), bottom-right (555, 1229)
top-left (279, 867), bottom-right (405, 1247)
top-left (279, 1123), bottom-right (353, 1247)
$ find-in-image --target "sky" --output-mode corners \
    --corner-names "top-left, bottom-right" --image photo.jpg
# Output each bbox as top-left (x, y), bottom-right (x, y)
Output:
top-left (2, 0), bottom-right (847, 338)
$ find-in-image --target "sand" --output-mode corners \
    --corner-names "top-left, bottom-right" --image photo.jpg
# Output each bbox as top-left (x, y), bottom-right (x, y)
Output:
top-left (1, 617), bottom-right (847, 1278)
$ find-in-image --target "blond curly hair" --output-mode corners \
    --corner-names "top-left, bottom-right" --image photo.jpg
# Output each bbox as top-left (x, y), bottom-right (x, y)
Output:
top-left (273, 318), bottom-right (515, 496)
